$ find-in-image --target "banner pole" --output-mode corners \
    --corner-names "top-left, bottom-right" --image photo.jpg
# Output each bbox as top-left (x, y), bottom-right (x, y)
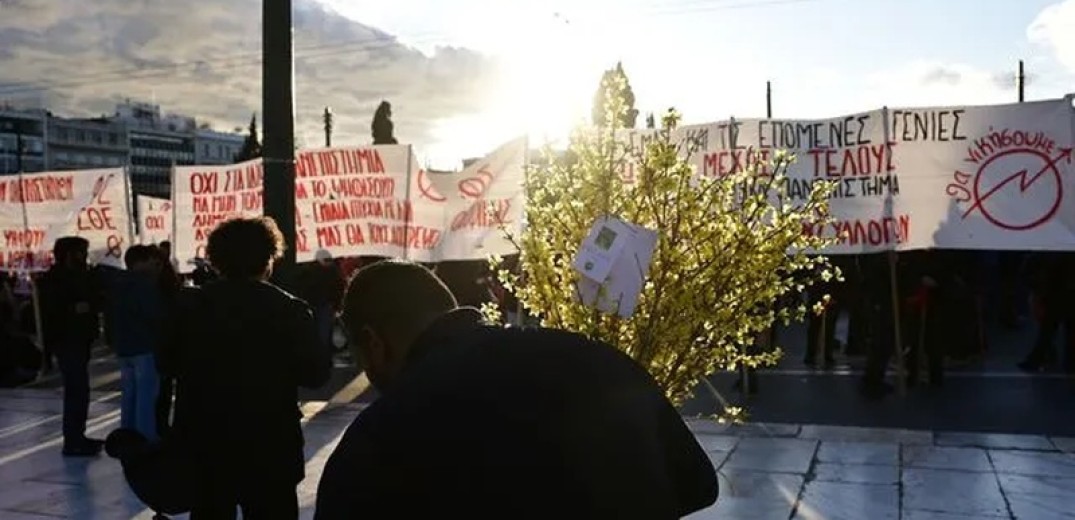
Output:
top-left (170, 160), bottom-right (178, 269)
top-left (515, 136), bottom-right (529, 326)
top-left (403, 145), bottom-right (414, 262)
top-left (122, 166), bottom-right (136, 247)
top-left (15, 167), bottom-right (47, 364)
top-left (881, 105), bottom-right (907, 396)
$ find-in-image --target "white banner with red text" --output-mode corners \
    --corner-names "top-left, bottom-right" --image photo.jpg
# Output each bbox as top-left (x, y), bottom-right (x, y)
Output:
top-left (622, 96), bottom-right (1075, 253)
top-left (136, 195), bottom-right (172, 246)
top-left (0, 168), bottom-right (133, 271)
top-left (171, 138), bottom-right (527, 271)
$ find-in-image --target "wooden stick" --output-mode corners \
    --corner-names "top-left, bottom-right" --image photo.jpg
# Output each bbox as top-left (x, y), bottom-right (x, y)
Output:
top-left (887, 251), bottom-right (906, 395)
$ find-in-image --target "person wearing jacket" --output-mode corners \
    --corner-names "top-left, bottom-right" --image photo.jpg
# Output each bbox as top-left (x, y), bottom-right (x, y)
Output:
top-left (315, 260), bottom-right (719, 519)
top-left (38, 236), bottom-right (104, 456)
top-left (106, 245), bottom-right (167, 442)
top-left (162, 217), bottom-right (332, 519)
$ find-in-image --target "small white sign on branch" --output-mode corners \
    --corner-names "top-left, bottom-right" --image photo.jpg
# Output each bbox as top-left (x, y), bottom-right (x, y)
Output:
top-left (574, 216), bottom-right (658, 318)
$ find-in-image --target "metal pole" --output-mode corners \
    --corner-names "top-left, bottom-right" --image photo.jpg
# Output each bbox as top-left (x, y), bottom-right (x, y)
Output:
top-left (1017, 60), bottom-right (1025, 103)
top-left (263, 0), bottom-right (297, 267)
top-left (15, 125), bottom-right (24, 173)
top-left (323, 107), bottom-right (333, 148)
top-left (766, 81), bottom-right (773, 119)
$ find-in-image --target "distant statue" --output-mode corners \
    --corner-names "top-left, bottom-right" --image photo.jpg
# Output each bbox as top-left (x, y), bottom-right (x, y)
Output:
top-left (372, 101), bottom-right (398, 145)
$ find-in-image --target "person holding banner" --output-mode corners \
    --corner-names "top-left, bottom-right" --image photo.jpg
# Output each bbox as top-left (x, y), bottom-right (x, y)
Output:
top-left (38, 237), bottom-right (105, 456)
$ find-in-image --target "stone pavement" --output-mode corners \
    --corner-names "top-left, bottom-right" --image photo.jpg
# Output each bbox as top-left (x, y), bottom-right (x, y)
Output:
top-left (1, 389), bottom-right (1073, 519)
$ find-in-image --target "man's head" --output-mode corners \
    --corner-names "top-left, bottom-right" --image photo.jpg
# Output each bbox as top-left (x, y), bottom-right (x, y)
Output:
top-left (315, 249), bottom-right (333, 267)
top-left (124, 245), bottom-right (159, 274)
top-left (341, 260), bottom-right (457, 390)
top-left (206, 217), bottom-right (285, 281)
top-left (52, 237), bottom-right (89, 270)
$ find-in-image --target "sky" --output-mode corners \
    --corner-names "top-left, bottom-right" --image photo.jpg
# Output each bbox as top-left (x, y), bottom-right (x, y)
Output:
top-left (320, 0), bottom-right (1075, 164)
top-left (1, 0), bottom-right (1073, 169)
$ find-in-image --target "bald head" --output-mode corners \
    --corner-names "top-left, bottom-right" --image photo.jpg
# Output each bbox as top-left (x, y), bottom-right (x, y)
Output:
top-left (342, 260), bottom-right (457, 389)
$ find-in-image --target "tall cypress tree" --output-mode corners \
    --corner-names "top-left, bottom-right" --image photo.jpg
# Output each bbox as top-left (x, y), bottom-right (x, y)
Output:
top-left (592, 62), bottom-right (640, 129)
top-left (235, 113), bottom-right (262, 162)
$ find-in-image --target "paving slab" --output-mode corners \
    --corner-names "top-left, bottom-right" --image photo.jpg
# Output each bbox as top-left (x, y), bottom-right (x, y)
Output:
top-left (989, 450), bottom-right (1075, 479)
top-left (813, 462), bottom-right (900, 485)
top-left (935, 432), bottom-right (1055, 451)
top-left (902, 445), bottom-right (994, 472)
top-left (902, 468), bottom-right (1009, 517)
top-left (793, 480), bottom-right (898, 520)
top-left (686, 470), bottom-right (804, 520)
top-left (997, 473), bottom-right (1075, 520)
top-left (722, 437), bottom-right (818, 474)
top-left (817, 441), bottom-right (899, 466)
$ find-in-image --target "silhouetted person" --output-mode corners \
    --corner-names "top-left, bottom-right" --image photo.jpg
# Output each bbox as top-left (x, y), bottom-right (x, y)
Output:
top-left (154, 242), bottom-right (181, 436)
top-left (106, 245), bottom-right (166, 442)
top-left (39, 237), bottom-right (103, 456)
top-left (163, 217), bottom-right (332, 519)
top-left (860, 253), bottom-right (898, 399)
top-left (295, 250), bottom-right (345, 352)
top-left (1019, 252), bottom-right (1075, 373)
top-left (315, 260), bottom-right (718, 519)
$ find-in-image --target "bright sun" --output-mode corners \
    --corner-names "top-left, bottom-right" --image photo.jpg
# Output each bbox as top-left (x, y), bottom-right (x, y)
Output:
top-left (426, 5), bottom-right (609, 167)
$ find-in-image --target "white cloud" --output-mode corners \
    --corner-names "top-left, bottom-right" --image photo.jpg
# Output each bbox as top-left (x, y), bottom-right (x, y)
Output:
top-left (860, 61), bottom-right (1015, 109)
top-left (1029, 0), bottom-right (1075, 73)
top-left (0, 0), bottom-right (504, 158)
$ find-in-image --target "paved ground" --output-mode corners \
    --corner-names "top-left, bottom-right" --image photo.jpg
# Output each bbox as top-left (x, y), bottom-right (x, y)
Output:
top-left (1, 388), bottom-right (1073, 519)
top-left (23, 315), bottom-right (1073, 436)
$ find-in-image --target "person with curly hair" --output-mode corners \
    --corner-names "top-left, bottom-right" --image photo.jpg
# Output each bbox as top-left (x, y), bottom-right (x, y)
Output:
top-left (163, 217), bottom-right (332, 519)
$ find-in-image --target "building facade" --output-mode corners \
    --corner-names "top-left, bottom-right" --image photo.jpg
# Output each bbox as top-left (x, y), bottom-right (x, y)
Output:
top-left (0, 108), bottom-right (47, 174)
top-left (46, 116), bottom-right (129, 171)
top-left (115, 101), bottom-right (197, 197)
top-left (195, 128), bottom-right (244, 165)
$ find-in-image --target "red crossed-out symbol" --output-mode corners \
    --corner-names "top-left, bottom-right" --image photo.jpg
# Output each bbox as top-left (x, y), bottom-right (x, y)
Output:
top-left (962, 147), bottom-right (1072, 231)
top-left (457, 166), bottom-right (495, 200)
top-left (416, 170), bottom-right (447, 202)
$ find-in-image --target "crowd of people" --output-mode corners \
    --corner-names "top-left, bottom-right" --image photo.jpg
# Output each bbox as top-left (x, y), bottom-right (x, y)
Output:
top-left (2, 214), bottom-right (1073, 517)
top-left (0, 217), bottom-right (721, 519)
top-left (794, 250), bottom-right (1075, 398)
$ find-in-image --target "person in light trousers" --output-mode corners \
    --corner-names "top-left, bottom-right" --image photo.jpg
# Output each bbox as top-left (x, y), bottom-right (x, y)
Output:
top-left (108, 245), bottom-right (167, 442)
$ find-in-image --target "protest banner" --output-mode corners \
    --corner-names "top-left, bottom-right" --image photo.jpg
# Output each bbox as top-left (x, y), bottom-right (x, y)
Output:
top-left (172, 159), bottom-right (263, 272)
top-left (623, 96), bottom-right (1075, 253)
top-left (136, 194), bottom-right (172, 245)
top-left (293, 144), bottom-right (423, 262)
top-left (419, 137), bottom-right (527, 261)
top-left (0, 168), bottom-right (133, 271)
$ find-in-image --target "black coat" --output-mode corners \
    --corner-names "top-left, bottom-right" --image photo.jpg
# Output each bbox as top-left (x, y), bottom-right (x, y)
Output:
top-left (315, 309), bottom-right (718, 519)
top-left (38, 266), bottom-right (100, 350)
top-left (163, 280), bottom-right (332, 485)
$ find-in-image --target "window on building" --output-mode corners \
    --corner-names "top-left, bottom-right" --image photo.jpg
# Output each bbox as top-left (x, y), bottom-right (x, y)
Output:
top-left (109, 133), bottom-right (119, 146)
top-left (91, 132), bottom-right (103, 144)
top-left (76, 130), bottom-right (86, 142)
top-left (57, 129), bottom-right (69, 141)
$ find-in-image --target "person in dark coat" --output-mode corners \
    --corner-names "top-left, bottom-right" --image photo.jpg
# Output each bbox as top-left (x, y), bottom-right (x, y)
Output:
top-left (315, 260), bottom-right (719, 520)
top-left (295, 250), bottom-right (346, 352)
top-left (162, 217), bottom-right (333, 519)
top-left (154, 242), bottom-right (181, 436)
top-left (38, 236), bottom-right (104, 456)
top-left (1019, 252), bottom-right (1075, 373)
top-left (106, 245), bottom-right (167, 442)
